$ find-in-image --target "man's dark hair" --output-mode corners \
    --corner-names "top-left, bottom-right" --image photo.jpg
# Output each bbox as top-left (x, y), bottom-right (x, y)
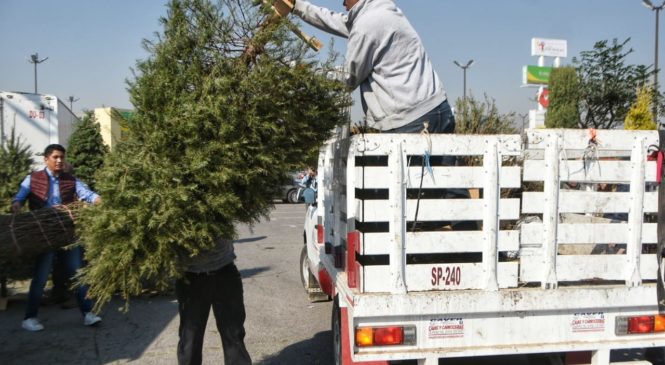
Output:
top-left (44, 144), bottom-right (66, 157)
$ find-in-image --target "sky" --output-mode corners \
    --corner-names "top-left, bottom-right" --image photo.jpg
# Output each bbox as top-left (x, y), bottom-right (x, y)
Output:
top-left (0, 0), bottom-right (662, 126)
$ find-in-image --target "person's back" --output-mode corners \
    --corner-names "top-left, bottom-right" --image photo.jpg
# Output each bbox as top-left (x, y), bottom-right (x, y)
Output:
top-left (293, 0), bottom-right (448, 132)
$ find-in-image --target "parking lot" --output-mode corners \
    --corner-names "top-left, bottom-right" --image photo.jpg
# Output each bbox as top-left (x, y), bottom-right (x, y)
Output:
top-left (0, 203), bottom-right (333, 365)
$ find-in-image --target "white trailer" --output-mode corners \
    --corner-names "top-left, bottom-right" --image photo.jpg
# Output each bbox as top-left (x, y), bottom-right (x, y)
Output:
top-left (0, 91), bottom-right (77, 161)
top-left (301, 127), bottom-right (665, 364)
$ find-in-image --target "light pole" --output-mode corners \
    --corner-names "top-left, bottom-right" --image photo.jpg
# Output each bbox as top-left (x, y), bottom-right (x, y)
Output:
top-left (453, 59), bottom-right (474, 102)
top-left (644, 0), bottom-right (665, 126)
top-left (29, 53), bottom-right (48, 94)
top-left (68, 96), bottom-right (79, 111)
top-left (518, 113), bottom-right (528, 132)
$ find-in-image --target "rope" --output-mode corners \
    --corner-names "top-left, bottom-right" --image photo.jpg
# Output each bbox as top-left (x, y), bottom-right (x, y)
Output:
top-left (583, 128), bottom-right (600, 177)
top-left (9, 212), bottom-right (21, 256)
top-left (30, 210), bottom-right (53, 248)
top-left (411, 122), bottom-right (431, 233)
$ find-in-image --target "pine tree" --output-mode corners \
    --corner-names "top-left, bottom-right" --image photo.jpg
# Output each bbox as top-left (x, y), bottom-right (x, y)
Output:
top-left (0, 129), bottom-right (34, 214)
top-left (545, 67), bottom-right (581, 128)
top-left (0, 129), bottom-right (35, 281)
top-left (66, 111), bottom-right (109, 190)
top-left (77, 0), bottom-right (351, 309)
top-left (624, 86), bottom-right (656, 130)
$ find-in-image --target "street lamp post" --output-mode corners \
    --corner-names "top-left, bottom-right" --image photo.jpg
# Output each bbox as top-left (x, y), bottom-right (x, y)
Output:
top-left (68, 96), bottom-right (79, 111)
top-left (29, 53), bottom-right (48, 94)
top-left (453, 60), bottom-right (474, 102)
top-left (518, 113), bottom-right (528, 132)
top-left (643, 0), bottom-right (665, 126)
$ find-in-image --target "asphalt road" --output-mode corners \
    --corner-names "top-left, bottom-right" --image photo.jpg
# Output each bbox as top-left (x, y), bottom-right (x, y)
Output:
top-left (0, 203), bottom-right (332, 365)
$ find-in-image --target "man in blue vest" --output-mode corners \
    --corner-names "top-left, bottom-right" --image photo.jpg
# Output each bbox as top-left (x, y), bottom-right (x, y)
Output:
top-left (12, 144), bottom-right (102, 332)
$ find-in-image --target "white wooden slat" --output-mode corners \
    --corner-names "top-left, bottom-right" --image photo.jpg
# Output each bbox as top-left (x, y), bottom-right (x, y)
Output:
top-left (520, 223), bottom-right (657, 245)
top-left (357, 198), bottom-right (521, 221)
top-left (626, 138), bottom-right (647, 286)
top-left (526, 129), bottom-right (659, 151)
top-left (361, 230), bottom-right (520, 255)
top-left (523, 160), bottom-right (658, 183)
top-left (355, 166), bottom-right (521, 189)
top-left (362, 262), bottom-right (519, 292)
top-left (519, 254), bottom-right (660, 282)
top-left (521, 191), bottom-right (658, 214)
top-left (483, 140), bottom-right (500, 290)
top-left (541, 134), bottom-right (560, 289)
top-left (388, 140), bottom-right (407, 294)
top-left (353, 134), bottom-right (522, 157)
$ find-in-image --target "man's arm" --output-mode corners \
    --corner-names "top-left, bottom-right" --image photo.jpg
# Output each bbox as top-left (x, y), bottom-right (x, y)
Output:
top-left (11, 175), bottom-right (31, 214)
top-left (293, 0), bottom-right (350, 38)
top-left (75, 179), bottom-right (101, 205)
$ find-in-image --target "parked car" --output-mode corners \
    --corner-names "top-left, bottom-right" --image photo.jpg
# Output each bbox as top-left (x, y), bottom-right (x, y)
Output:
top-left (279, 170), bottom-right (306, 203)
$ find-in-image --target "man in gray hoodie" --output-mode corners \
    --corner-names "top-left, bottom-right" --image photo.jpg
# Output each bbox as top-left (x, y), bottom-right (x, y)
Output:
top-left (291, 0), bottom-right (454, 133)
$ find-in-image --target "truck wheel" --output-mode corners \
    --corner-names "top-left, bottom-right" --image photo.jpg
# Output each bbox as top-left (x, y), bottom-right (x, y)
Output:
top-left (300, 245), bottom-right (330, 302)
top-left (287, 189), bottom-right (299, 203)
top-left (300, 245), bottom-right (312, 290)
top-left (332, 296), bottom-right (342, 365)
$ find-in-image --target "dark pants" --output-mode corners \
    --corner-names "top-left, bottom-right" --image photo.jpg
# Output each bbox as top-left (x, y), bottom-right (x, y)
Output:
top-left (25, 246), bottom-right (93, 319)
top-left (175, 263), bottom-right (251, 365)
top-left (388, 99), bottom-right (456, 134)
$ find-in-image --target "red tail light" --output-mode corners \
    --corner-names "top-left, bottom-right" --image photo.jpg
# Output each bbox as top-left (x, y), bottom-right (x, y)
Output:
top-left (374, 327), bottom-right (404, 346)
top-left (355, 326), bottom-right (416, 347)
top-left (616, 314), bottom-right (665, 335)
top-left (628, 316), bottom-right (654, 334)
top-left (316, 224), bottom-right (324, 244)
top-left (347, 231), bottom-right (360, 288)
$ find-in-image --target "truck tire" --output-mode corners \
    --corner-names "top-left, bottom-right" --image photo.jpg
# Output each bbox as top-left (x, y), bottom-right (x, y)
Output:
top-left (332, 296), bottom-right (342, 365)
top-left (300, 245), bottom-right (330, 302)
top-left (287, 189), bottom-right (299, 203)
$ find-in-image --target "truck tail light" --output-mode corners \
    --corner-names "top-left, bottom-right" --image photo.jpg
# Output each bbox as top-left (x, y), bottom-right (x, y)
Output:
top-left (347, 231), bottom-right (360, 288)
top-left (616, 315), bottom-right (665, 335)
top-left (316, 224), bottom-right (324, 244)
top-left (355, 326), bottom-right (416, 347)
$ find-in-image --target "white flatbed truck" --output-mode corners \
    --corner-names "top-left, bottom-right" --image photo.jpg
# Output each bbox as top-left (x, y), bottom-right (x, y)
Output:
top-left (300, 127), bottom-right (665, 365)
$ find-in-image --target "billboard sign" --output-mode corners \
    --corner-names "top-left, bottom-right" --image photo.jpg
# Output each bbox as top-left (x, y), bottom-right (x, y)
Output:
top-left (531, 38), bottom-right (567, 58)
top-left (522, 65), bottom-right (553, 86)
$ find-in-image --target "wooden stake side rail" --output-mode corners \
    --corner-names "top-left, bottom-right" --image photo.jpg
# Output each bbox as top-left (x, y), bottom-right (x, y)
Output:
top-left (317, 129), bottom-right (662, 295)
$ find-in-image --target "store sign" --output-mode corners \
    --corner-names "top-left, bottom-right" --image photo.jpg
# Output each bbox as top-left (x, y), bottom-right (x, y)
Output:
top-left (531, 38), bottom-right (567, 58)
top-left (522, 65), bottom-right (552, 86)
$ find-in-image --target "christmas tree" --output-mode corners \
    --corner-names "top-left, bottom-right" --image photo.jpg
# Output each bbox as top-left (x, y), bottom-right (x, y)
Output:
top-left (77, 0), bottom-right (350, 309)
top-left (67, 111), bottom-right (109, 189)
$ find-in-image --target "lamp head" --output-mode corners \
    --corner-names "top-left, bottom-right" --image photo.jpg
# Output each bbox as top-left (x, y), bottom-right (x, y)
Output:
top-left (467, 60), bottom-right (475, 68)
top-left (644, 0), bottom-right (655, 9)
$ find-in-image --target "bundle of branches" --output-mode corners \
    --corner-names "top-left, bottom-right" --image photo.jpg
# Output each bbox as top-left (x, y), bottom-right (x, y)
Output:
top-left (0, 203), bottom-right (84, 260)
top-left (77, 0), bottom-right (350, 311)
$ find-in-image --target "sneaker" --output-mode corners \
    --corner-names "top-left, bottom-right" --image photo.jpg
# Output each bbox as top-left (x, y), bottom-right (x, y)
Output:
top-left (83, 312), bottom-right (102, 326)
top-left (22, 318), bottom-right (44, 332)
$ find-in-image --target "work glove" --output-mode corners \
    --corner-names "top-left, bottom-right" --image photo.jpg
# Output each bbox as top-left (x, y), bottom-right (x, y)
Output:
top-left (253, 0), bottom-right (295, 17)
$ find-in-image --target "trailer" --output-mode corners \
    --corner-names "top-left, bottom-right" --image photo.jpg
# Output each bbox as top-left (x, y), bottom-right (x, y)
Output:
top-left (300, 127), bottom-right (665, 364)
top-left (0, 91), bottom-right (77, 162)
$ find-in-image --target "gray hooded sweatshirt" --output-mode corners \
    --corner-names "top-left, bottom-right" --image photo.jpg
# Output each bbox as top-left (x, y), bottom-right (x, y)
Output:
top-left (293, 0), bottom-right (447, 131)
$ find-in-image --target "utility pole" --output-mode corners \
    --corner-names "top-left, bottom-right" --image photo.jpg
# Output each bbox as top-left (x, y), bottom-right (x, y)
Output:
top-left (29, 53), bottom-right (48, 93)
top-left (518, 113), bottom-right (528, 131)
top-left (643, 0), bottom-right (665, 126)
top-left (68, 96), bottom-right (80, 111)
top-left (453, 60), bottom-right (474, 102)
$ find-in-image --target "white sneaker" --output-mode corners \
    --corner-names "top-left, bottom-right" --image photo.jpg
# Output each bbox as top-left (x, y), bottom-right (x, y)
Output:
top-left (83, 312), bottom-right (102, 326)
top-left (22, 318), bottom-right (44, 332)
